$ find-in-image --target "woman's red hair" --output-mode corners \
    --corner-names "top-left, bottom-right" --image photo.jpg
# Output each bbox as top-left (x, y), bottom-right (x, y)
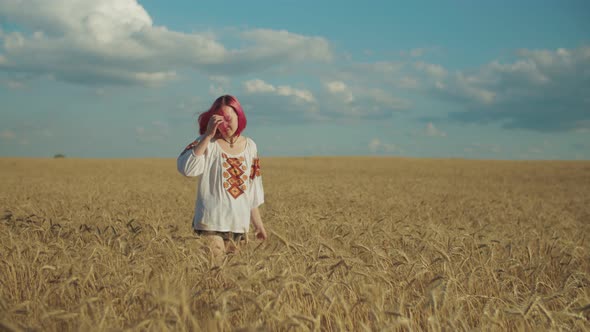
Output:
top-left (198, 95), bottom-right (247, 137)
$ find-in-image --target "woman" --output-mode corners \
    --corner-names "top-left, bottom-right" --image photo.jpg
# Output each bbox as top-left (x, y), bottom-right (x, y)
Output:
top-left (177, 95), bottom-right (267, 260)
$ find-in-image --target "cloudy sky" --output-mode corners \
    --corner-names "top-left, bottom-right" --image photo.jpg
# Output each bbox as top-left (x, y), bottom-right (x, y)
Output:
top-left (0, 0), bottom-right (589, 159)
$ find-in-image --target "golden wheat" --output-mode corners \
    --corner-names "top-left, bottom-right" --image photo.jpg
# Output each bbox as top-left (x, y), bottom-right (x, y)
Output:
top-left (0, 157), bottom-right (589, 331)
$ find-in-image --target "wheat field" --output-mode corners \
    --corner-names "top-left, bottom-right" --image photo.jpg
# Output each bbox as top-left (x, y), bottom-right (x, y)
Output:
top-left (0, 157), bottom-right (589, 331)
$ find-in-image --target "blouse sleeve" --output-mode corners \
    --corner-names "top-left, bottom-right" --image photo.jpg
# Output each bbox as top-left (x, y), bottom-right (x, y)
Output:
top-left (249, 142), bottom-right (264, 209)
top-left (177, 137), bottom-right (206, 177)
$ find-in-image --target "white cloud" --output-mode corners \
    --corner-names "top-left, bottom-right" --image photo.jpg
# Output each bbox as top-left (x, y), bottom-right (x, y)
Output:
top-left (240, 79), bottom-right (320, 123)
top-left (134, 71), bottom-right (177, 86)
top-left (487, 59), bottom-right (549, 84)
top-left (241, 77), bottom-right (409, 122)
top-left (239, 29), bottom-right (332, 63)
top-left (369, 138), bottom-right (400, 154)
top-left (419, 46), bottom-right (590, 131)
top-left (326, 61), bottom-right (418, 90)
top-left (417, 62), bottom-right (498, 104)
top-left (325, 80), bottom-right (347, 93)
top-left (320, 79), bottom-right (410, 119)
top-left (0, 0), bottom-right (333, 86)
top-left (244, 79), bottom-right (276, 94)
top-left (0, 129), bottom-right (15, 140)
top-left (415, 61), bottom-right (447, 79)
top-left (324, 80), bottom-right (354, 103)
top-left (397, 76), bottom-right (419, 89)
top-left (368, 138), bottom-right (381, 153)
top-left (0, 0), bottom-right (152, 38)
top-left (447, 72), bottom-right (497, 104)
top-left (244, 79), bottom-right (315, 103)
top-left (425, 122), bottom-right (446, 137)
top-left (276, 85), bottom-right (315, 103)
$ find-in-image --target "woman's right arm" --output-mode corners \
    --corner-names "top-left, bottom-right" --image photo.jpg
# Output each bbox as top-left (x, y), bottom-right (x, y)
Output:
top-left (177, 114), bottom-right (224, 177)
top-left (176, 135), bottom-right (212, 177)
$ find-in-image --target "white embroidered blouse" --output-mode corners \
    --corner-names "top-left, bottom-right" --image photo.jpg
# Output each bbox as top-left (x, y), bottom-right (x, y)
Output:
top-left (176, 136), bottom-right (264, 234)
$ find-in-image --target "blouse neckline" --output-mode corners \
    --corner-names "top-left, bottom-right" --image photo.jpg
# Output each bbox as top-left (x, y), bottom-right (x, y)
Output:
top-left (215, 137), bottom-right (249, 156)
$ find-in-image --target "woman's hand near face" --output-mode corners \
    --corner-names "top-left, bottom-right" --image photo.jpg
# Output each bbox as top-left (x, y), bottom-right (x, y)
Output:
top-left (205, 115), bottom-right (224, 138)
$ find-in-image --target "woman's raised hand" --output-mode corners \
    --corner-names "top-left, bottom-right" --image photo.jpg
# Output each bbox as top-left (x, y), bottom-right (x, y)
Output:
top-left (205, 115), bottom-right (224, 137)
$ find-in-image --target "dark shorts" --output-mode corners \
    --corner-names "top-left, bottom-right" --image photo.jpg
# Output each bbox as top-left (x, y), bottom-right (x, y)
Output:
top-left (194, 229), bottom-right (245, 242)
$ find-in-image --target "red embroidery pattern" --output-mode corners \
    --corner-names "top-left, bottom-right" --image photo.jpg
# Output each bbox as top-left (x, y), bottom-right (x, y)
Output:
top-left (222, 153), bottom-right (248, 199)
top-left (181, 139), bottom-right (199, 156)
top-left (250, 158), bottom-right (261, 180)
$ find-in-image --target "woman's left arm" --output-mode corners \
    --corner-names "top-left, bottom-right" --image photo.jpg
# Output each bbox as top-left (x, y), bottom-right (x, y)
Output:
top-left (250, 207), bottom-right (267, 240)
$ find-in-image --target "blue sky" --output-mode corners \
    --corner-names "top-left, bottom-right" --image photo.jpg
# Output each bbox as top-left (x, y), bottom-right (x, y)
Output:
top-left (0, 0), bottom-right (589, 159)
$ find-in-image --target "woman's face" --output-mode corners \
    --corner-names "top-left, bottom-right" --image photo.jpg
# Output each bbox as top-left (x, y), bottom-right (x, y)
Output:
top-left (218, 105), bottom-right (239, 138)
